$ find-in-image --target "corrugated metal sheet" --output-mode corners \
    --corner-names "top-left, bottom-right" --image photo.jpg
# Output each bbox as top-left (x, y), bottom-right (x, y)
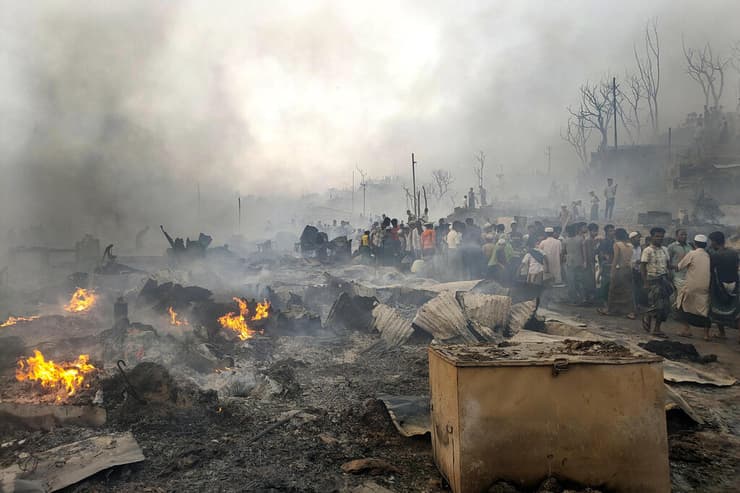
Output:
top-left (507, 300), bottom-right (537, 335)
top-left (460, 293), bottom-right (511, 330)
top-left (371, 304), bottom-right (414, 346)
top-left (412, 291), bottom-right (477, 343)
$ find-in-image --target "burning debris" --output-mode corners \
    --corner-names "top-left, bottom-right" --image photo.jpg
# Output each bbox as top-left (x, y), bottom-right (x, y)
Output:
top-left (217, 297), bottom-right (270, 340)
top-left (64, 287), bottom-right (97, 313)
top-left (0, 315), bottom-right (41, 328)
top-left (167, 306), bottom-right (188, 326)
top-left (15, 349), bottom-right (97, 400)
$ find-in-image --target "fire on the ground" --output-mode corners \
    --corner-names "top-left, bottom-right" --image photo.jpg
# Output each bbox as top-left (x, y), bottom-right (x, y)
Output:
top-left (168, 306), bottom-right (188, 326)
top-left (1, 315), bottom-right (41, 328)
top-left (16, 349), bottom-right (96, 401)
top-left (218, 297), bottom-right (270, 340)
top-left (64, 288), bottom-right (97, 313)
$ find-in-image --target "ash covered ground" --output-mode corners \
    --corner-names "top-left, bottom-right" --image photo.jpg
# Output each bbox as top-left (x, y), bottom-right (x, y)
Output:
top-left (0, 251), bottom-right (738, 493)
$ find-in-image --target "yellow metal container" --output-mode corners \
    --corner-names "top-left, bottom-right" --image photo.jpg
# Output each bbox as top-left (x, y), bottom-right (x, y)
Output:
top-left (429, 342), bottom-right (670, 493)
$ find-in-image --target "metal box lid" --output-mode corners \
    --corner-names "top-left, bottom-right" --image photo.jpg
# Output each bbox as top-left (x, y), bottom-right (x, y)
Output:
top-left (430, 340), bottom-right (662, 367)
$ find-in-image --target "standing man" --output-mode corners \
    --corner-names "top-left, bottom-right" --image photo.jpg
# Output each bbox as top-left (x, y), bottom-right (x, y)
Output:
top-left (589, 191), bottom-right (600, 221)
top-left (597, 224), bottom-right (616, 302)
top-left (629, 231), bottom-right (643, 319)
top-left (421, 223), bottom-right (436, 259)
top-left (668, 229), bottom-right (692, 297)
top-left (675, 235), bottom-right (711, 338)
top-left (462, 218), bottom-right (483, 279)
top-left (563, 224), bottom-right (586, 304)
top-left (707, 231), bottom-right (739, 341)
top-left (641, 227), bottom-right (672, 337)
top-left (583, 223), bottom-right (600, 302)
top-left (540, 227), bottom-right (563, 284)
top-left (446, 221), bottom-right (463, 279)
top-left (559, 204), bottom-right (571, 231)
top-left (509, 221), bottom-right (523, 251)
top-left (604, 178), bottom-right (617, 220)
top-left (468, 188), bottom-right (477, 209)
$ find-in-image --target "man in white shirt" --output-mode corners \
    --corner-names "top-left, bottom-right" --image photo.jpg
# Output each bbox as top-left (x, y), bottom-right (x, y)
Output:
top-left (446, 221), bottom-right (463, 279)
top-left (539, 227), bottom-right (563, 284)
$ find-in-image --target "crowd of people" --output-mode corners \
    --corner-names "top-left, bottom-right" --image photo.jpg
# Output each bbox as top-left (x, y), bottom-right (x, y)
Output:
top-left (344, 219), bottom-right (737, 344)
top-left (307, 175), bottom-right (738, 344)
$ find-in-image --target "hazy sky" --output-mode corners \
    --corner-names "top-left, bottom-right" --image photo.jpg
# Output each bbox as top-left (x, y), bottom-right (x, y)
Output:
top-left (1, 0), bottom-right (739, 239)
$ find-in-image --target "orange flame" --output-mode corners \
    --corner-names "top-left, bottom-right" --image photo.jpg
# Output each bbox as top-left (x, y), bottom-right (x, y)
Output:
top-left (1, 315), bottom-right (41, 328)
top-left (64, 288), bottom-right (96, 313)
top-left (16, 349), bottom-right (96, 399)
top-left (168, 306), bottom-right (188, 326)
top-left (218, 297), bottom-right (269, 340)
top-left (251, 300), bottom-right (271, 321)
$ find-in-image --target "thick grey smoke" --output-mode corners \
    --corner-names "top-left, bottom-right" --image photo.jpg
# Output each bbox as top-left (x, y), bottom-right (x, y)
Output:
top-left (1, 0), bottom-right (739, 247)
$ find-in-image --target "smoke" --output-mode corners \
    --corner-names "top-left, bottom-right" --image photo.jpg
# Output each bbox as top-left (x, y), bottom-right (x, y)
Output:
top-left (1, 0), bottom-right (739, 246)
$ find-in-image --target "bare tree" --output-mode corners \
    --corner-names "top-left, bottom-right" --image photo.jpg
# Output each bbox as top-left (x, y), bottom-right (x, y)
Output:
top-left (560, 113), bottom-right (591, 166)
top-left (634, 18), bottom-right (660, 136)
top-left (732, 40), bottom-right (740, 72)
top-left (473, 151), bottom-right (485, 189)
top-left (568, 78), bottom-right (617, 152)
top-left (618, 72), bottom-right (645, 145)
top-left (682, 37), bottom-right (731, 108)
top-left (356, 166), bottom-right (368, 217)
top-left (402, 186), bottom-right (414, 210)
top-left (431, 169), bottom-right (454, 201)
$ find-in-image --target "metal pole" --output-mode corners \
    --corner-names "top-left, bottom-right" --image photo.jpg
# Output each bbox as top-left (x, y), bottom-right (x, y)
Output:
top-left (197, 183), bottom-right (201, 224)
top-left (613, 77), bottom-right (618, 150)
top-left (363, 183), bottom-right (366, 217)
top-left (351, 169), bottom-right (355, 219)
top-left (411, 153), bottom-right (418, 218)
top-left (237, 196), bottom-right (241, 234)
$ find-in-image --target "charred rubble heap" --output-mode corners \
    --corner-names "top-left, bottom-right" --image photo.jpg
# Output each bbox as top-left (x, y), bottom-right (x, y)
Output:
top-left (0, 259), bottom-right (737, 492)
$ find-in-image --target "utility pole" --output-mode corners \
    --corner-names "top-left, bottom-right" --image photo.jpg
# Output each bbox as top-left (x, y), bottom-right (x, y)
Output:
top-left (411, 153), bottom-right (418, 218)
top-left (351, 168), bottom-right (355, 219)
top-left (237, 196), bottom-right (241, 234)
top-left (612, 76), bottom-right (618, 150)
top-left (356, 166), bottom-right (367, 218)
top-left (197, 183), bottom-right (201, 224)
top-left (545, 146), bottom-right (552, 175)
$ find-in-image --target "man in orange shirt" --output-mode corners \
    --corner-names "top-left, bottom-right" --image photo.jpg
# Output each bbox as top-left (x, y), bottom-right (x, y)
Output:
top-left (421, 223), bottom-right (436, 258)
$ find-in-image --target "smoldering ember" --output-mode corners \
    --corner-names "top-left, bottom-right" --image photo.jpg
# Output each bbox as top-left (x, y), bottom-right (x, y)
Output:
top-left (2, 3), bottom-right (740, 493)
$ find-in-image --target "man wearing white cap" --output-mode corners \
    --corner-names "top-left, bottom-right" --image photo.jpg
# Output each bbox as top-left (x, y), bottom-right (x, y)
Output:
top-left (675, 234), bottom-right (711, 338)
top-left (540, 227), bottom-right (562, 284)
